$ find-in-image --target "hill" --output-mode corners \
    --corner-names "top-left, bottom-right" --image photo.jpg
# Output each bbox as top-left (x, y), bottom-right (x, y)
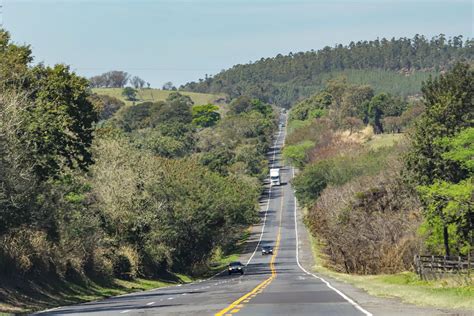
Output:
top-left (93, 88), bottom-right (226, 106)
top-left (181, 34), bottom-right (473, 107)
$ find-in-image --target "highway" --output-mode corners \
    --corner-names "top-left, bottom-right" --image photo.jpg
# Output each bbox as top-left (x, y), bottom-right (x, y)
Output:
top-left (38, 115), bottom-right (371, 316)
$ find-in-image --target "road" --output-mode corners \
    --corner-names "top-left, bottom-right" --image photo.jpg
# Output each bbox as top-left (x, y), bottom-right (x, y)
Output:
top-left (38, 115), bottom-right (371, 316)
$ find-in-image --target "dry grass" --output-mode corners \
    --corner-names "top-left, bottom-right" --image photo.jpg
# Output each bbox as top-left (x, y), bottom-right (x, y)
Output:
top-left (309, 235), bottom-right (474, 310)
top-left (366, 133), bottom-right (404, 149)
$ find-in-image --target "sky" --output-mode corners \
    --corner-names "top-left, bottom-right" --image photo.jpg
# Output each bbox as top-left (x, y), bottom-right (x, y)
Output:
top-left (2, 0), bottom-right (473, 87)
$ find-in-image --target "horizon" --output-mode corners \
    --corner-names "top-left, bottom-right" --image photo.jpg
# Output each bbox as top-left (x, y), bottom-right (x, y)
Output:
top-left (3, 0), bottom-right (473, 88)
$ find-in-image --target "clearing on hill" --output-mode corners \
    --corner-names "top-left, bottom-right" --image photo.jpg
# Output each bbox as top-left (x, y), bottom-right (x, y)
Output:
top-left (93, 88), bottom-right (227, 107)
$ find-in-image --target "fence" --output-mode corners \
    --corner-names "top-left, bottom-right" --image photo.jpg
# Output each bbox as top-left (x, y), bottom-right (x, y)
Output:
top-left (414, 255), bottom-right (474, 279)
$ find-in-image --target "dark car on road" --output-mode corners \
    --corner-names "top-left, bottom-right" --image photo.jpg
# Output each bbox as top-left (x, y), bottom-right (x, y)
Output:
top-left (228, 261), bottom-right (244, 275)
top-left (261, 246), bottom-right (273, 255)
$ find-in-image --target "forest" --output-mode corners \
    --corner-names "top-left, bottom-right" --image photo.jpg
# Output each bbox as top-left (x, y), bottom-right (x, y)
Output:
top-left (182, 34), bottom-right (473, 107)
top-left (284, 63), bottom-right (473, 274)
top-left (0, 28), bottom-right (277, 298)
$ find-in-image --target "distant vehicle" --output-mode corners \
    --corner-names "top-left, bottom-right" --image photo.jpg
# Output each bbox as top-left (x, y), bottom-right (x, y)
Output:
top-left (261, 246), bottom-right (273, 255)
top-left (228, 261), bottom-right (244, 275)
top-left (270, 168), bottom-right (280, 186)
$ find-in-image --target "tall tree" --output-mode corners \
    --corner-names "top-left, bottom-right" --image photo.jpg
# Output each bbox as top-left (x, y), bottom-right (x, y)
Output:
top-left (406, 63), bottom-right (473, 256)
top-left (406, 63), bottom-right (473, 185)
top-left (27, 64), bottom-right (98, 179)
top-left (130, 76), bottom-right (146, 89)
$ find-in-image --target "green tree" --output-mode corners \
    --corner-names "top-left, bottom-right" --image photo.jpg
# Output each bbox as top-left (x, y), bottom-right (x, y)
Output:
top-left (406, 63), bottom-right (474, 256)
top-left (122, 87), bottom-right (138, 101)
top-left (158, 92), bottom-right (193, 124)
top-left (367, 93), bottom-right (388, 133)
top-left (192, 104), bottom-right (220, 127)
top-left (282, 141), bottom-right (314, 168)
top-left (418, 179), bottom-right (473, 256)
top-left (406, 63), bottom-right (473, 185)
top-left (0, 29), bottom-right (32, 90)
top-left (27, 64), bottom-right (98, 179)
top-left (229, 96), bottom-right (253, 114)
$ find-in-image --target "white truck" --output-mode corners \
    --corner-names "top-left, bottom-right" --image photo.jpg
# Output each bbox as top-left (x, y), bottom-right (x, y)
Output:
top-left (270, 168), bottom-right (280, 186)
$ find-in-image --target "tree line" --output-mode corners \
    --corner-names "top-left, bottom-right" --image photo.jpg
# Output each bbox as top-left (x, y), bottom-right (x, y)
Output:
top-left (89, 71), bottom-right (149, 89)
top-left (182, 34), bottom-right (473, 107)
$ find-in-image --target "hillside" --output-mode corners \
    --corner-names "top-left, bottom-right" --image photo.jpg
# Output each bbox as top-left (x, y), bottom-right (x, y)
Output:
top-left (93, 88), bottom-right (226, 106)
top-left (182, 34), bottom-right (473, 107)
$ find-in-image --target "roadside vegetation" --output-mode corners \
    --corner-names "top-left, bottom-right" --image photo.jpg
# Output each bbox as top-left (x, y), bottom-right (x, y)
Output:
top-left (0, 29), bottom-right (277, 312)
top-left (285, 63), bottom-right (473, 306)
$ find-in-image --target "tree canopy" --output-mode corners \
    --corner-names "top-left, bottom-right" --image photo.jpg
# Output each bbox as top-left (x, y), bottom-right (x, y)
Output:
top-left (182, 34), bottom-right (473, 107)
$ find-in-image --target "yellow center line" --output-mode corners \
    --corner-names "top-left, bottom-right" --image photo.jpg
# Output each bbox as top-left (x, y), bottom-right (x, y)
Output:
top-left (215, 189), bottom-right (284, 316)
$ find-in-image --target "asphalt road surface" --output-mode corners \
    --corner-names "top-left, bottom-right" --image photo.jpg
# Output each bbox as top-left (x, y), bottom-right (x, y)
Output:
top-left (37, 114), bottom-right (371, 316)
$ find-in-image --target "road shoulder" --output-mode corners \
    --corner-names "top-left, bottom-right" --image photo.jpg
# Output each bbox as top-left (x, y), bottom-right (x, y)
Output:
top-left (295, 203), bottom-right (474, 316)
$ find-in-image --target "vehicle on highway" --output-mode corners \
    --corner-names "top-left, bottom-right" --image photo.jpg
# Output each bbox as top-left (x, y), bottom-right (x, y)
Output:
top-left (228, 261), bottom-right (245, 275)
top-left (270, 168), bottom-right (280, 186)
top-left (261, 245), bottom-right (273, 255)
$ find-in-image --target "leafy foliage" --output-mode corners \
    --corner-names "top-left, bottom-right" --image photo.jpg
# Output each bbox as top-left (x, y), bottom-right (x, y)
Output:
top-left (406, 62), bottom-right (473, 185)
top-left (89, 94), bottom-right (125, 121)
top-left (192, 104), bottom-right (220, 127)
top-left (418, 179), bottom-right (473, 256)
top-left (122, 87), bottom-right (138, 101)
top-left (282, 141), bottom-right (314, 168)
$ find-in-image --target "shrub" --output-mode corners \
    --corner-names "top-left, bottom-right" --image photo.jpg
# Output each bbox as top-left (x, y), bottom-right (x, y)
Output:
top-left (113, 246), bottom-right (140, 280)
top-left (85, 247), bottom-right (114, 280)
top-left (282, 141), bottom-right (315, 168)
top-left (307, 171), bottom-right (423, 274)
top-left (0, 228), bottom-right (52, 274)
top-left (293, 145), bottom-right (397, 207)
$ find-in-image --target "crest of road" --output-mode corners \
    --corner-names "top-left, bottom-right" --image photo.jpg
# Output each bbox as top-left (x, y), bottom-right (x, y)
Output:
top-left (36, 113), bottom-right (371, 316)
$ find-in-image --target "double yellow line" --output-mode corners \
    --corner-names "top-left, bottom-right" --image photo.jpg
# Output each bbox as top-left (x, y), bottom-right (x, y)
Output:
top-left (215, 192), bottom-right (284, 316)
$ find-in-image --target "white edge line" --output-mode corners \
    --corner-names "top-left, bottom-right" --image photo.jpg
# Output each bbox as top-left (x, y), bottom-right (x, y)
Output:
top-left (36, 307), bottom-right (60, 314)
top-left (291, 167), bottom-right (373, 316)
top-left (246, 124), bottom-right (282, 265)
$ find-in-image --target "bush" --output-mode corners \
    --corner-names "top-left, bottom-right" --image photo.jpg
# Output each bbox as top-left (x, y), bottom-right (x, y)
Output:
top-left (113, 246), bottom-right (140, 280)
top-left (293, 145), bottom-right (397, 207)
top-left (85, 247), bottom-right (114, 280)
top-left (307, 171), bottom-right (423, 274)
top-left (0, 228), bottom-right (52, 274)
top-left (282, 141), bottom-right (315, 168)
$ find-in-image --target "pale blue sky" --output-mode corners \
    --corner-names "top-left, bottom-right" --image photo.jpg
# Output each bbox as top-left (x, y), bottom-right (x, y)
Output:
top-left (3, 0), bottom-right (473, 87)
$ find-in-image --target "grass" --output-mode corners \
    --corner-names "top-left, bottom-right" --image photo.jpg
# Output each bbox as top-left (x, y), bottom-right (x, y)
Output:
top-left (366, 133), bottom-right (404, 149)
top-left (93, 88), bottom-right (226, 107)
top-left (0, 273), bottom-right (192, 314)
top-left (308, 234), bottom-right (474, 310)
